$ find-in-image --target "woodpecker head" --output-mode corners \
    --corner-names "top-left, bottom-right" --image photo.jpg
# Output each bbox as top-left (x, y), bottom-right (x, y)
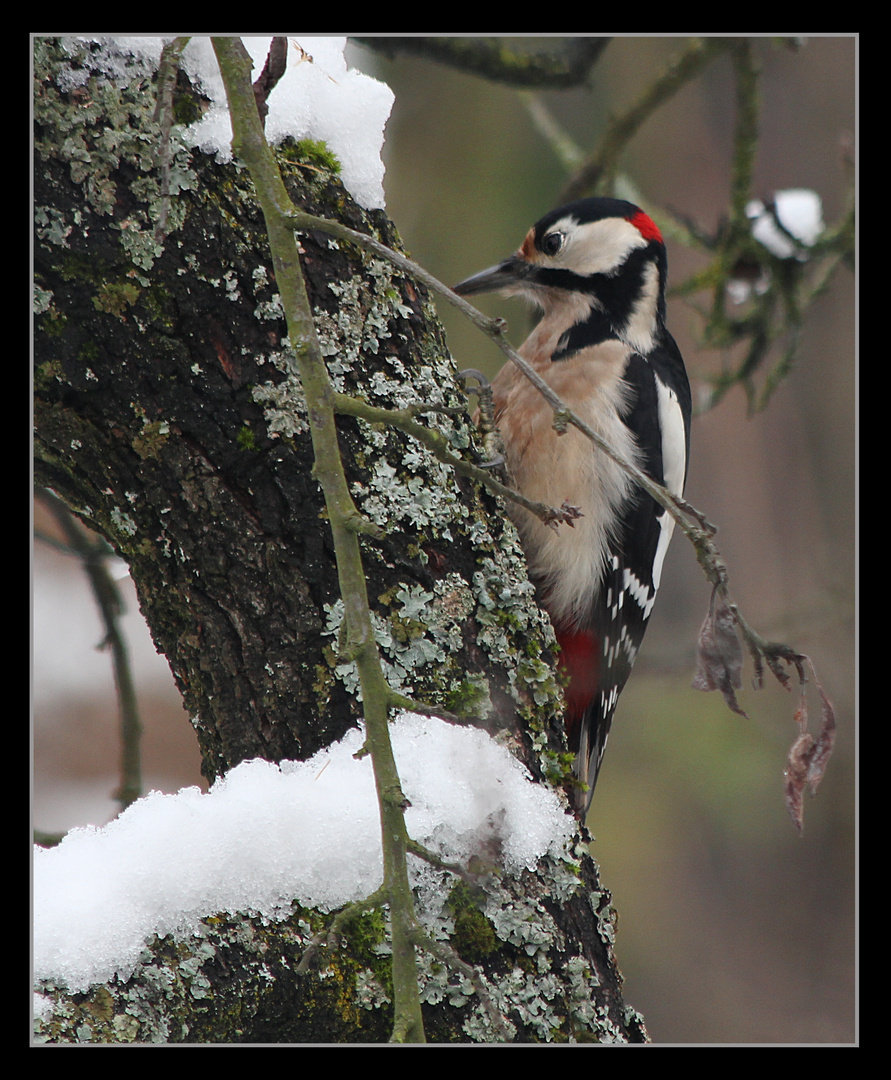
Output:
top-left (454, 197), bottom-right (668, 356)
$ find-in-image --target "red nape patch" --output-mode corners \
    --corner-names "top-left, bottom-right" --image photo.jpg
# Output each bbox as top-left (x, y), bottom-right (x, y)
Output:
top-left (628, 210), bottom-right (663, 244)
top-left (555, 628), bottom-right (600, 746)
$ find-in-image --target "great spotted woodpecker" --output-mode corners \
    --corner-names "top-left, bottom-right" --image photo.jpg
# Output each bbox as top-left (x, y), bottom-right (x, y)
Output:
top-left (454, 197), bottom-right (691, 816)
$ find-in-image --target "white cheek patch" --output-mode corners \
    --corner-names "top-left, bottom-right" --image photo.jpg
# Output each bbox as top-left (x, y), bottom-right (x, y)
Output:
top-left (536, 216), bottom-right (648, 276)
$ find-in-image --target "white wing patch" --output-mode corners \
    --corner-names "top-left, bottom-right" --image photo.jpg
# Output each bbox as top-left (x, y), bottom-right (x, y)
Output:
top-left (649, 376), bottom-right (687, 592)
top-left (616, 376), bottom-right (687, 629)
top-left (657, 378), bottom-right (687, 501)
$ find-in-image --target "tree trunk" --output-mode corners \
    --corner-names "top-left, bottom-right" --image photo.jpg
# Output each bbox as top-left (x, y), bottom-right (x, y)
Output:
top-left (33, 36), bottom-right (647, 1044)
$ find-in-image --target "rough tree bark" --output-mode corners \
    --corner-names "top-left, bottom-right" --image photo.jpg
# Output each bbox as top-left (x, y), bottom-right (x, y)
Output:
top-left (33, 37), bottom-right (647, 1044)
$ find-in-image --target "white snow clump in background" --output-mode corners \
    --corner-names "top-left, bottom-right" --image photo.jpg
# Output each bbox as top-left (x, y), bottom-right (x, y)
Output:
top-left (746, 188), bottom-right (825, 259)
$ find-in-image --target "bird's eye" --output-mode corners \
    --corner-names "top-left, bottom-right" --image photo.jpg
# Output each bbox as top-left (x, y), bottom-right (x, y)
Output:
top-left (541, 231), bottom-right (564, 257)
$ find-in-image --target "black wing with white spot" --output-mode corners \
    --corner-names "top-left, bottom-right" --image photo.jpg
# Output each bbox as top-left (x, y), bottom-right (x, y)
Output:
top-left (578, 338), bottom-right (691, 807)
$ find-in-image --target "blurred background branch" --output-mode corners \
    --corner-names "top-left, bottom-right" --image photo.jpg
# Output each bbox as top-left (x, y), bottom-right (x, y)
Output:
top-left (355, 36), bottom-right (611, 87)
top-left (34, 487), bottom-right (143, 823)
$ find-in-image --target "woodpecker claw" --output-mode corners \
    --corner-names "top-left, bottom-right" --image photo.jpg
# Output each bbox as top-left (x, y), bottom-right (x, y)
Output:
top-left (457, 370), bottom-right (505, 471)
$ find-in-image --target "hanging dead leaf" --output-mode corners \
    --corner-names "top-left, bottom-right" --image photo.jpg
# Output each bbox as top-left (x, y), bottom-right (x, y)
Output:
top-left (691, 588), bottom-right (747, 716)
top-left (806, 669), bottom-right (837, 795)
top-left (782, 659), bottom-right (837, 834)
top-left (784, 728), bottom-right (814, 836)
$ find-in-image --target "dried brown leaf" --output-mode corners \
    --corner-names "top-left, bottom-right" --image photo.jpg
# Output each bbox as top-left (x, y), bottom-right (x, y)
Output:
top-left (782, 659), bottom-right (837, 833)
top-left (688, 588), bottom-right (837, 834)
top-left (805, 666), bottom-right (837, 796)
top-left (691, 589), bottom-right (747, 717)
top-left (784, 729), bottom-right (815, 836)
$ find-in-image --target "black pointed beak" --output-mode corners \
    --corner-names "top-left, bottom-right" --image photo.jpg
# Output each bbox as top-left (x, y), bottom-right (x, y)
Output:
top-left (452, 254), bottom-right (530, 297)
